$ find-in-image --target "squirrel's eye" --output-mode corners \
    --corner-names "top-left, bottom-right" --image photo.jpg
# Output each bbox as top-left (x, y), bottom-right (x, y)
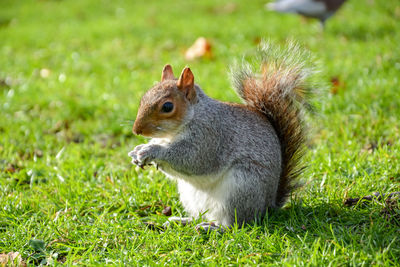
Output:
top-left (161, 102), bottom-right (174, 113)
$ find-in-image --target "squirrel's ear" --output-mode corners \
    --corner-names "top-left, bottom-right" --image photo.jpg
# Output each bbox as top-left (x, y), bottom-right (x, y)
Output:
top-left (161, 64), bottom-right (175, 81)
top-left (177, 67), bottom-right (196, 101)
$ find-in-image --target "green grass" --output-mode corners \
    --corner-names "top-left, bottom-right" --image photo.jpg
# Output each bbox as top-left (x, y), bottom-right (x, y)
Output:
top-left (1, 0), bottom-right (400, 265)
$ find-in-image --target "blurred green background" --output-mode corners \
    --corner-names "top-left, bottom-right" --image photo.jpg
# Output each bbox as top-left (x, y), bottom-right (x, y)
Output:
top-left (0, 0), bottom-right (399, 265)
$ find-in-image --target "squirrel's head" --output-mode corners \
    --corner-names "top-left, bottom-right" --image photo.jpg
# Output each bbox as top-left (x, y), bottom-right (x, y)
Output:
top-left (132, 64), bottom-right (197, 138)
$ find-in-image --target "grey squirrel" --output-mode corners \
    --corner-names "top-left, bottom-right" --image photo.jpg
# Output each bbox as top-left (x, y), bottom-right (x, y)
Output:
top-left (128, 42), bottom-right (314, 231)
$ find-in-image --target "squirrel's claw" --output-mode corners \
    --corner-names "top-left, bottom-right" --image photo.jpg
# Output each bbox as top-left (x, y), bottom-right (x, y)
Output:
top-left (131, 158), bottom-right (146, 169)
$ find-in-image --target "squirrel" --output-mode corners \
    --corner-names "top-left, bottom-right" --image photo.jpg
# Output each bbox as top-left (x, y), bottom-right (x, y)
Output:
top-left (128, 42), bottom-right (314, 231)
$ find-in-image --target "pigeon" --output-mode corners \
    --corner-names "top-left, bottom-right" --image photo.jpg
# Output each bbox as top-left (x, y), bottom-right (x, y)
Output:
top-left (266, 0), bottom-right (347, 27)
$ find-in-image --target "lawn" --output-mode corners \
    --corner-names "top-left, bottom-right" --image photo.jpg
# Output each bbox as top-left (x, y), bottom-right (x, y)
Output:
top-left (1, 0), bottom-right (399, 265)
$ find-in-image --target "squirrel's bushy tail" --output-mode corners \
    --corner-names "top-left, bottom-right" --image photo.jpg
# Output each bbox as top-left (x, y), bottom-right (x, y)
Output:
top-left (231, 42), bottom-right (316, 207)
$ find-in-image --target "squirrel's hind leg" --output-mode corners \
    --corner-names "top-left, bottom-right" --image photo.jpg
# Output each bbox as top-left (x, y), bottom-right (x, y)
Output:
top-left (224, 165), bottom-right (278, 226)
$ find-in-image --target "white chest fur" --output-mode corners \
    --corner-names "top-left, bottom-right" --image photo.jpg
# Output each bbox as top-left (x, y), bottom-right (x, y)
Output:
top-left (163, 168), bottom-right (235, 226)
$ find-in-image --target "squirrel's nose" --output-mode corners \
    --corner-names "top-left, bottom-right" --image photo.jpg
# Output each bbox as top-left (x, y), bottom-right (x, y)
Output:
top-left (132, 127), bottom-right (142, 135)
top-left (132, 122), bottom-right (142, 135)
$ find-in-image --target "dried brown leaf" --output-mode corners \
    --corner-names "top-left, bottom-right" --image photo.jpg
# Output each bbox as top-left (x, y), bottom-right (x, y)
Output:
top-left (0, 252), bottom-right (26, 267)
top-left (185, 37), bottom-right (212, 61)
top-left (162, 206), bottom-right (172, 216)
top-left (330, 76), bottom-right (345, 95)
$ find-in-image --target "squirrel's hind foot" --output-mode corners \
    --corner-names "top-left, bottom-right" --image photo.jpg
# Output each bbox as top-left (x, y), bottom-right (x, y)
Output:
top-left (195, 222), bottom-right (226, 234)
top-left (163, 217), bottom-right (226, 234)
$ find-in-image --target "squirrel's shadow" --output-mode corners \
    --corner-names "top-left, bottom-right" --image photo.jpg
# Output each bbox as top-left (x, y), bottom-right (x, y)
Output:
top-left (254, 200), bottom-right (399, 247)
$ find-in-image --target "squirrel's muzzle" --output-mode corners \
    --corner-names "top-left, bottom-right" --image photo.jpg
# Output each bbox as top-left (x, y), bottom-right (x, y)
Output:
top-left (132, 128), bottom-right (142, 135)
top-left (132, 121), bottom-right (143, 135)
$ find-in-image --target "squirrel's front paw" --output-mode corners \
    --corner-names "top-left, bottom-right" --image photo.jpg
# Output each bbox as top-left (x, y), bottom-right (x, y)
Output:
top-left (128, 144), bottom-right (161, 168)
top-left (128, 144), bottom-right (145, 161)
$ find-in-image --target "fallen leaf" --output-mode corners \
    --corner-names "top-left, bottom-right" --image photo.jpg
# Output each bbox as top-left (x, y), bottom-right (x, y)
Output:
top-left (0, 252), bottom-right (26, 267)
top-left (162, 206), bottom-right (172, 216)
top-left (185, 37), bottom-right (212, 61)
top-left (5, 163), bottom-right (18, 173)
top-left (330, 76), bottom-right (345, 95)
top-left (0, 254), bottom-right (8, 265)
